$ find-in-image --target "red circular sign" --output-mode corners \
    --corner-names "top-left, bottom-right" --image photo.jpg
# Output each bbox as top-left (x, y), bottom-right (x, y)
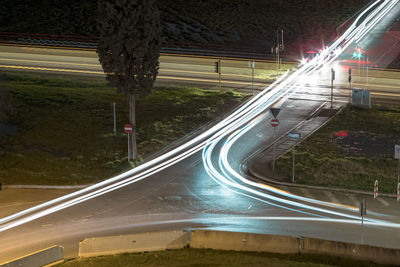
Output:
top-left (124, 124), bottom-right (133, 133)
top-left (270, 118), bottom-right (279, 127)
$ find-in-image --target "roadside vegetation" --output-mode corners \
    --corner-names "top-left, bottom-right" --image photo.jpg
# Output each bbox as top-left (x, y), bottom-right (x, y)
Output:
top-left (0, 73), bottom-right (247, 185)
top-left (276, 105), bottom-right (400, 194)
top-left (56, 248), bottom-right (388, 267)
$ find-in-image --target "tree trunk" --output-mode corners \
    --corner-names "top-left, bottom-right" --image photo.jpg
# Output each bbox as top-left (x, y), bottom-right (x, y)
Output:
top-left (129, 93), bottom-right (137, 160)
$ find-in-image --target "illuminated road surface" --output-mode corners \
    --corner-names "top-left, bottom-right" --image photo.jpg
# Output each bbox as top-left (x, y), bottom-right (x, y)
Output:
top-left (1, 0), bottom-right (400, 262)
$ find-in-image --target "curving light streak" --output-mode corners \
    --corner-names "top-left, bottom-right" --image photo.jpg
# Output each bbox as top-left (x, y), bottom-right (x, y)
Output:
top-left (202, 0), bottom-right (399, 223)
top-left (0, 0), bottom-right (398, 233)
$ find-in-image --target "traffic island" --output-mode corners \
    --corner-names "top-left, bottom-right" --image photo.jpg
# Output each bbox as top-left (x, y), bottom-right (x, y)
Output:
top-left (274, 105), bottom-right (400, 194)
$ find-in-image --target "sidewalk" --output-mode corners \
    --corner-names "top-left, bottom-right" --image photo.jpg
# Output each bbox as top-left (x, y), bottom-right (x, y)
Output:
top-left (245, 104), bottom-right (397, 198)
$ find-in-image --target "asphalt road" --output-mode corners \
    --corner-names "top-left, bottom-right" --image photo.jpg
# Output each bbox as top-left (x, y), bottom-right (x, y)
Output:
top-left (0, 0), bottom-right (400, 263)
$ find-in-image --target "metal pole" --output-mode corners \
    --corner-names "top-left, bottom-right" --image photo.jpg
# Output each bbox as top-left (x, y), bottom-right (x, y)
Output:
top-left (281, 29), bottom-right (284, 51)
top-left (273, 127), bottom-right (276, 172)
top-left (331, 70), bottom-right (334, 109)
top-left (397, 158), bottom-right (399, 186)
top-left (366, 56), bottom-right (369, 85)
top-left (251, 66), bottom-right (254, 95)
top-left (361, 214), bottom-right (364, 245)
top-left (127, 132), bottom-right (130, 162)
top-left (277, 30), bottom-right (280, 75)
top-left (218, 59), bottom-right (221, 89)
top-left (292, 145), bottom-right (295, 183)
top-left (113, 102), bottom-right (116, 136)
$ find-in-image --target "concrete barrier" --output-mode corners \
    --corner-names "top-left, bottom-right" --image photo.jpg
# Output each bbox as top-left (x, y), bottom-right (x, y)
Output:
top-left (0, 245), bottom-right (63, 267)
top-left (190, 230), bottom-right (300, 254)
top-left (302, 237), bottom-right (400, 265)
top-left (79, 230), bottom-right (189, 258)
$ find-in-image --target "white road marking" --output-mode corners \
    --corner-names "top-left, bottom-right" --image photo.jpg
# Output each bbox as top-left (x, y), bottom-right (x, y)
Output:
top-left (299, 188), bottom-right (314, 199)
top-left (345, 193), bottom-right (360, 206)
top-left (376, 197), bottom-right (390, 207)
top-left (324, 191), bottom-right (340, 204)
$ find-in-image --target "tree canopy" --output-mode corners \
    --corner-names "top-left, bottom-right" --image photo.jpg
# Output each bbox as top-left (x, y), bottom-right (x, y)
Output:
top-left (97, 0), bottom-right (161, 96)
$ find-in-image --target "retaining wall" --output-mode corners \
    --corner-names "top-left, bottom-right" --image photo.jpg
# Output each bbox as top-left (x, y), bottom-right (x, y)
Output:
top-left (79, 230), bottom-right (189, 258)
top-left (190, 230), bottom-right (299, 254)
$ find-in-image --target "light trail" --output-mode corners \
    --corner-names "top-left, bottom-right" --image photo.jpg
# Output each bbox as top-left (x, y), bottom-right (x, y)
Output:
top-left (202, 0), bottom-right (399, 224)
top-left (0, 0), bottom-right (398, 233)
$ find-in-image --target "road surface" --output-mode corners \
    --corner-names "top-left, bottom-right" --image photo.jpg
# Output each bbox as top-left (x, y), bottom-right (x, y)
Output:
top-left (0, 0), bottom-right (400, 263)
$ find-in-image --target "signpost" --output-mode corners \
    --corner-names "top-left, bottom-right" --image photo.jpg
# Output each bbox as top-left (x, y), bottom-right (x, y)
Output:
top-left (113, 102), bottom-right (116, 136)
top-left (359, 199), bottom-right (367, 244)
top-left (397, 183), bottom-right (400, 202)
top-left (269, 108), bottom-right (281, 172)
top-left (348, 68), bottom-right (352, 100)
top-left (124, 124), bottom-right (133, 162)
top-left (270, 118), bottom-right (279, 172)
top-left (395, 145), bottom-right (400, 189)
top-left (249, 61), bottom-right (255, 95)
top-left (215, 59), bottom-right (221, 89)
top-left (374, 180), bottom-right (379, 199)
top-left (331, 68), bottom-right (335, 108)
top-left (288, 132), bottom-right (301, 183)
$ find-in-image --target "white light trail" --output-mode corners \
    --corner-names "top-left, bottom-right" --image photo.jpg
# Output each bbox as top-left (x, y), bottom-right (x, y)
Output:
top-left (202, 0), bottom-right (399, 224)
top-left (0, 0), bottom-right (398, 233)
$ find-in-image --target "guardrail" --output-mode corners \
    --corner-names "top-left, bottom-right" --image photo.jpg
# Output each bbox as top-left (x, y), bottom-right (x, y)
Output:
top-left (0, 31), bottom-right (280, 60)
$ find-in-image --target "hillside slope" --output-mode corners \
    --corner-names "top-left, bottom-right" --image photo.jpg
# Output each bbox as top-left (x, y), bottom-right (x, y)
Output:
top-left (0, 0), bottom-right (369, 48)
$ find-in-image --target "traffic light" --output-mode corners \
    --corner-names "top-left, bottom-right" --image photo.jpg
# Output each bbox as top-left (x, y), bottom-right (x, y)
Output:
top-left (353, 46), bottom-right (363, 58)
top-left (214, 61), bottom-right (220, 73)
top-left (348, 68), bottom-right (352, 83)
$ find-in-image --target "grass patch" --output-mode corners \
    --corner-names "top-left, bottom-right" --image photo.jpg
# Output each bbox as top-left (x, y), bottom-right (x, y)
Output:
top-left (56, 248), bottom-right (390, 267)
top-left (276, 105), bottom-right (400, 194)
top-left (0, 73), bottom-right (247, 185)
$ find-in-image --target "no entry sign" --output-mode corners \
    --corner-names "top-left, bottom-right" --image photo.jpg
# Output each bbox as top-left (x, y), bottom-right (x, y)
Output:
top-left (271, 118), bottom-right (279, 127)
top-left (124, 124), bottom-right (133, 133)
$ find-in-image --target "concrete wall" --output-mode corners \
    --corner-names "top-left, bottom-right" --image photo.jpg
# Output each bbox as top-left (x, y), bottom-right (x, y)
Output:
top-left (190, 230), bottom-right (300, 254)
top-left (302, 237), bottom-right (400, 265)
top-left (0, 245), bottom-right (63, 267)
top-left (79, 230), bottom-right (189, 258)
top-left (190, 230), bottom-right (400, 265)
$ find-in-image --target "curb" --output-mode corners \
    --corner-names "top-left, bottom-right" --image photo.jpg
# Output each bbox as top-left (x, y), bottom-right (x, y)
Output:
top-left (246, 163), bottom-right (396, 198)
top-left (3, 185), bottom-right (89, 190)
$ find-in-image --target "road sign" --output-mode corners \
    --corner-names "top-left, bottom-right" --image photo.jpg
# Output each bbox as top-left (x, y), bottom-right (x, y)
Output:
top-left (270, 108), bottom-right (281, 118)
top-left (397, 183), bottom-right (400, 202)
top-left (248, 61), bottom-right (255, 69)
top-left (271, 118), bottom-right (279, 127)
top-left (288, 132), bottom-right (301, 139)
top-left (395, 145), bottom-right (400, 159)
top-left (374, 180), bottom-right (379, 199)
top-left (124, 124), bottom-right (133, 133)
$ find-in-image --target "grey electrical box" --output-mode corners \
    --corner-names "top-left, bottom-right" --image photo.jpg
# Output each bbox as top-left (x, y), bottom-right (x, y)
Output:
top-left (352, 88), bottom-right (370, 109)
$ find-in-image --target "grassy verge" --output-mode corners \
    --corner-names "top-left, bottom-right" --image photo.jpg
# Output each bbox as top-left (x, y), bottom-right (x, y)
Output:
top-left (0, 73), bottom-right (247, 185)
top-left (56, 248), bottom-right (388, 267)
top-left (276, 105), bottom-right (400, 194)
